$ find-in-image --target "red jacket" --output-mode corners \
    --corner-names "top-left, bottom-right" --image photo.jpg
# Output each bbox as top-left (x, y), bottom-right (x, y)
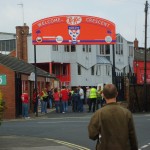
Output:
top-left (61, 89), bottom-right (69, 101)
top-left (53, 92), bottom-right (60, 101)
top-left (21, 93), bottom-right (29, 104)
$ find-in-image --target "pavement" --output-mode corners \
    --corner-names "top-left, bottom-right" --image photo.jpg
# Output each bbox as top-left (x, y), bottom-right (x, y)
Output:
top-left (1, 105), bottom-right (91, 150)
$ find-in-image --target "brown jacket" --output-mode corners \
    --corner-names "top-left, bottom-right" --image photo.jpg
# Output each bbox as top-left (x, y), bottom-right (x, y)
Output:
top-left (88, 103), bottom-right (138, 150)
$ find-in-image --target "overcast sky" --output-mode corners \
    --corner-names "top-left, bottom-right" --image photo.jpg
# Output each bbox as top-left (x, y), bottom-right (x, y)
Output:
top-left (0, 0), bottom-right (149, 47)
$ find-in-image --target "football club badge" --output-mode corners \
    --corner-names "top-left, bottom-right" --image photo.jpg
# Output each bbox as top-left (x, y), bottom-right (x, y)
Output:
top-left (68, 26), bottom-right (80, 44)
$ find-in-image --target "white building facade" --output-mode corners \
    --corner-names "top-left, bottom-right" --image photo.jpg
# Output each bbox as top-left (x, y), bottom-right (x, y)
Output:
top-left (0, 32), bottom-right (134, 87)
top-left (27, 33), bottom-right (134, 87)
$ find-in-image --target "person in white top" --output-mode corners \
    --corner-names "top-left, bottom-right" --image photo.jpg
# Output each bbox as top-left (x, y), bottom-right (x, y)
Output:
top-left (78, 86), bottom-right (84, 112)
top-left (86, 86), bottom-right (90, 105)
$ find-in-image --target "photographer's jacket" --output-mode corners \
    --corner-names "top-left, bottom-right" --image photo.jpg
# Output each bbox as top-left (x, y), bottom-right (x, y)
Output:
top-left (88, 103), bottom-right (138, 150)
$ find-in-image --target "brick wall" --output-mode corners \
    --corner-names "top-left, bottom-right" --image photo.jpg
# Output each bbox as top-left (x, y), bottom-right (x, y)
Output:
top-left (16, 25), bottom-right (29, 62)
top-left (0, 65), bottom-right (16, 119)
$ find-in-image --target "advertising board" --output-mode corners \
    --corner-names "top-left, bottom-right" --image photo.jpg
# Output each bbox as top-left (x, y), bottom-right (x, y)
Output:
top-left (32, 15), bottom-right (116, 45)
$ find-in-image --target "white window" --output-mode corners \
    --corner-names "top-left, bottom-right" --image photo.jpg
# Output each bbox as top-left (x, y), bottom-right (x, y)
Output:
top-left (116, 44), bottom-right (123, 55)
top-left (106, 65), bottom-right (111, 76)
top-left (52, 45), bottom-right (58, 51)
top-left (78, 64), bottom-right (81, 75)
top-left (96, 65), bottom-right (101, 76)
top-left (64, 45), bottom-right (70, 52)
top-left (65, 45), bottom-right (76, 52)
top-left (83, 45), bottom-right (85, 52)
top-left (91, 66), bottom-right (95, 75)
top-left (100, 45), bottom-right (105, 54)
top-left (83, 45), bottom-right (91, 52)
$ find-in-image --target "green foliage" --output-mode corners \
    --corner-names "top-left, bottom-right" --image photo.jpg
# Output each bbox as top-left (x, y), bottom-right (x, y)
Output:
top-left (0, 90), bottom-right (5, 125)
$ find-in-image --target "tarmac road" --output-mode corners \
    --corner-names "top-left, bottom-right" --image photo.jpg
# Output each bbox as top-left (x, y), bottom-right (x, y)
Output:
top-left (0, 107), bottom-right (91, 150)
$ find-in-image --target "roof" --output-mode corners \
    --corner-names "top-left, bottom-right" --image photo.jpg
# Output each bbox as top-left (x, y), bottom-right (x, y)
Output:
top-left (0, 53), bottom-right (56, 78)
top-left (134, 49), bottom-right (150, 61)
top-left (96, 56), bottom-right (111, 64)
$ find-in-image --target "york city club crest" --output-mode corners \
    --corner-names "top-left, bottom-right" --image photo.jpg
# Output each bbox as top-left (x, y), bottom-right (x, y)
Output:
top-left (68, 26), bottom-right (80, 44)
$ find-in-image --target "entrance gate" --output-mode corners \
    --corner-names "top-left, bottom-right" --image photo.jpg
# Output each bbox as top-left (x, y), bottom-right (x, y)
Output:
top-left (32, 15), bottom-right (116, 116)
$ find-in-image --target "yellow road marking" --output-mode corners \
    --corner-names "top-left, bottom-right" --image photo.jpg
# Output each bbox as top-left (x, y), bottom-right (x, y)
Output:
top-left (45, 138), bottom-right (90, 150)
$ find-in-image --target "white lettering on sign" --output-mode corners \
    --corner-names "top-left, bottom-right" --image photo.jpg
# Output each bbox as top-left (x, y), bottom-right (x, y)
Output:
top-left (86, 18), bottom-right (110, 28)
top-left (38, 17), bottom-right (62, 27)
top-left (66, 16), bottom-right (82, 25)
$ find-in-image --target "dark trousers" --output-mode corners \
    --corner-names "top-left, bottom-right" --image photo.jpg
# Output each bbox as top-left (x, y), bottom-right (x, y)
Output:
top-left (89, 98), bottom-right (96, 112)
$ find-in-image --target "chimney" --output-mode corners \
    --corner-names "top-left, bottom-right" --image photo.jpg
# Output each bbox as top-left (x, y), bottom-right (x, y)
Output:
top-left (134, 38), bottom-right (138, 50)
top-left (16, 24), bottom-right (29, 62)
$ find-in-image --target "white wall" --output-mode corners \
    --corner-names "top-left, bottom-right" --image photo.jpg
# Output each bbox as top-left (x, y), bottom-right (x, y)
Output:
top-left (27, 33), bottom-right (133, 87)
top-left (0, 33), bottom-right (15, 40)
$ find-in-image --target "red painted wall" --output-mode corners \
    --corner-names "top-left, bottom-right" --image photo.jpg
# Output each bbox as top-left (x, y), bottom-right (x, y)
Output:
top-left (0, 65), bottom-right (16, 119)
top-left (51, 63), bottom-right (71, 86)
top-left (134, 60), bottom-right (150, 84)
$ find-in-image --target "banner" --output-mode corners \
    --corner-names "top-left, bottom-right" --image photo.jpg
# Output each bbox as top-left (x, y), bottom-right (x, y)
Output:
top-left (32, 15), bottom-right (116, 45)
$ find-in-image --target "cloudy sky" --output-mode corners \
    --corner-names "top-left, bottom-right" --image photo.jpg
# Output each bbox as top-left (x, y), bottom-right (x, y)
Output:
top-left (0, 0), bottom-right (149, 47)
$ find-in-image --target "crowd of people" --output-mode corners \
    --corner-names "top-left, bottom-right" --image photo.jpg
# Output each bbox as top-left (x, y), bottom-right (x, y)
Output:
top-left (21, 85), bottom-right (107, 118)
top-left (31, 85), bottom-right (107, 114)
top-left (21, 84), bottom-right (138, 149)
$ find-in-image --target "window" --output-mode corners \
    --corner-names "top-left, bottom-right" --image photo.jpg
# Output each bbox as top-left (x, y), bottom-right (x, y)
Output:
top-left (83, 45), bottom-right (85, 52)
top-left (0, 39), bottom-right (16, 52)
top-left (100, 45), bottom-right (105, 54)
top-left (83, 45), bottom-right (91, 52)
top-left (116, 44), bottom-right (123, 55)
top-left (64, 45), bottom-right (69, 52)
top-left (62, 64), bottom-right (67, 75)
top-left (96, 65), bottom-right (101, 76)
top-left (106, 65), bottom-right (111, 76)
top-left (116, 44), bottom-right (118, 54)
top-left (71, 45), bottom-right (76, 52)
top-left (89, 45), bottom-right (91, 52)
top-left (91, 66), bottom-right (95, 75)
top-left (120, 45), bottom-right (123, 55)
top-left (105, 45), bottom-right (110, 54)
top-left (78, 65), bottom-right (81, 75)
top-left (2, 41), bottom-right (5, 51)
top-left (64, 45), bottom-right (76, 52)
top-left (53, 45), bottom-right (58, 51)
top-left (52, 64), bottom-right (61, 75)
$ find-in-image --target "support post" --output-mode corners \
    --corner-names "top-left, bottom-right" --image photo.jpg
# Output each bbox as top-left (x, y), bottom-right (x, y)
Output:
top-left (144, 0), bottom-right (148, 111)
top-left (34, 45), bottom-right (38, 116)
top-left (112, 44), bottom-right (116, 85)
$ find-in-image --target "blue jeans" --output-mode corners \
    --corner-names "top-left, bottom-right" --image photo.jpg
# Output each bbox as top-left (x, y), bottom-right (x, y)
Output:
top-left (22, 103), bottom-right (29, 117)
top-left (49, 98), bottom-right (52, 108)
top-left (55, 101), bottom-right (60, 113)
top-left (78, 99), bottom-right (83, 112)
top-left (62, 101), bottom-right (68, 112)
top-left (41, 101), bottom-right (47, 113)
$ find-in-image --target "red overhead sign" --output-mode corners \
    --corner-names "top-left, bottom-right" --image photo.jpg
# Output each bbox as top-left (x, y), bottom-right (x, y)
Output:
top-left (32, 15), bottom-right (116, 45)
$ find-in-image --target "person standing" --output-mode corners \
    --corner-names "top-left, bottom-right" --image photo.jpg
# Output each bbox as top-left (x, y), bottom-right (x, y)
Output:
top-left (21, 90), bottom-right (30, 119)
top-left (53, 88), bottom-right (60, 113)
top-left (86, 86), bottom-right (90, 105)
top-left (71, 88), bottom-right (80, 112)
top-left (32, 88), bottom-right (39, 114)
top-left (78, 86), bottom-right (84, 112)
top-left (60, 86), bottom-right (69, 113)
top-left (88, 84), bottom-right (138, 150)
top-left (40, 88), bottom-right (48, 114)
top-left (96, 86), bottom-right (103, 110)
top-left (88, 86), bottom-right (97, 112)
top-left (47, 87), bottom-right (53, 109)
